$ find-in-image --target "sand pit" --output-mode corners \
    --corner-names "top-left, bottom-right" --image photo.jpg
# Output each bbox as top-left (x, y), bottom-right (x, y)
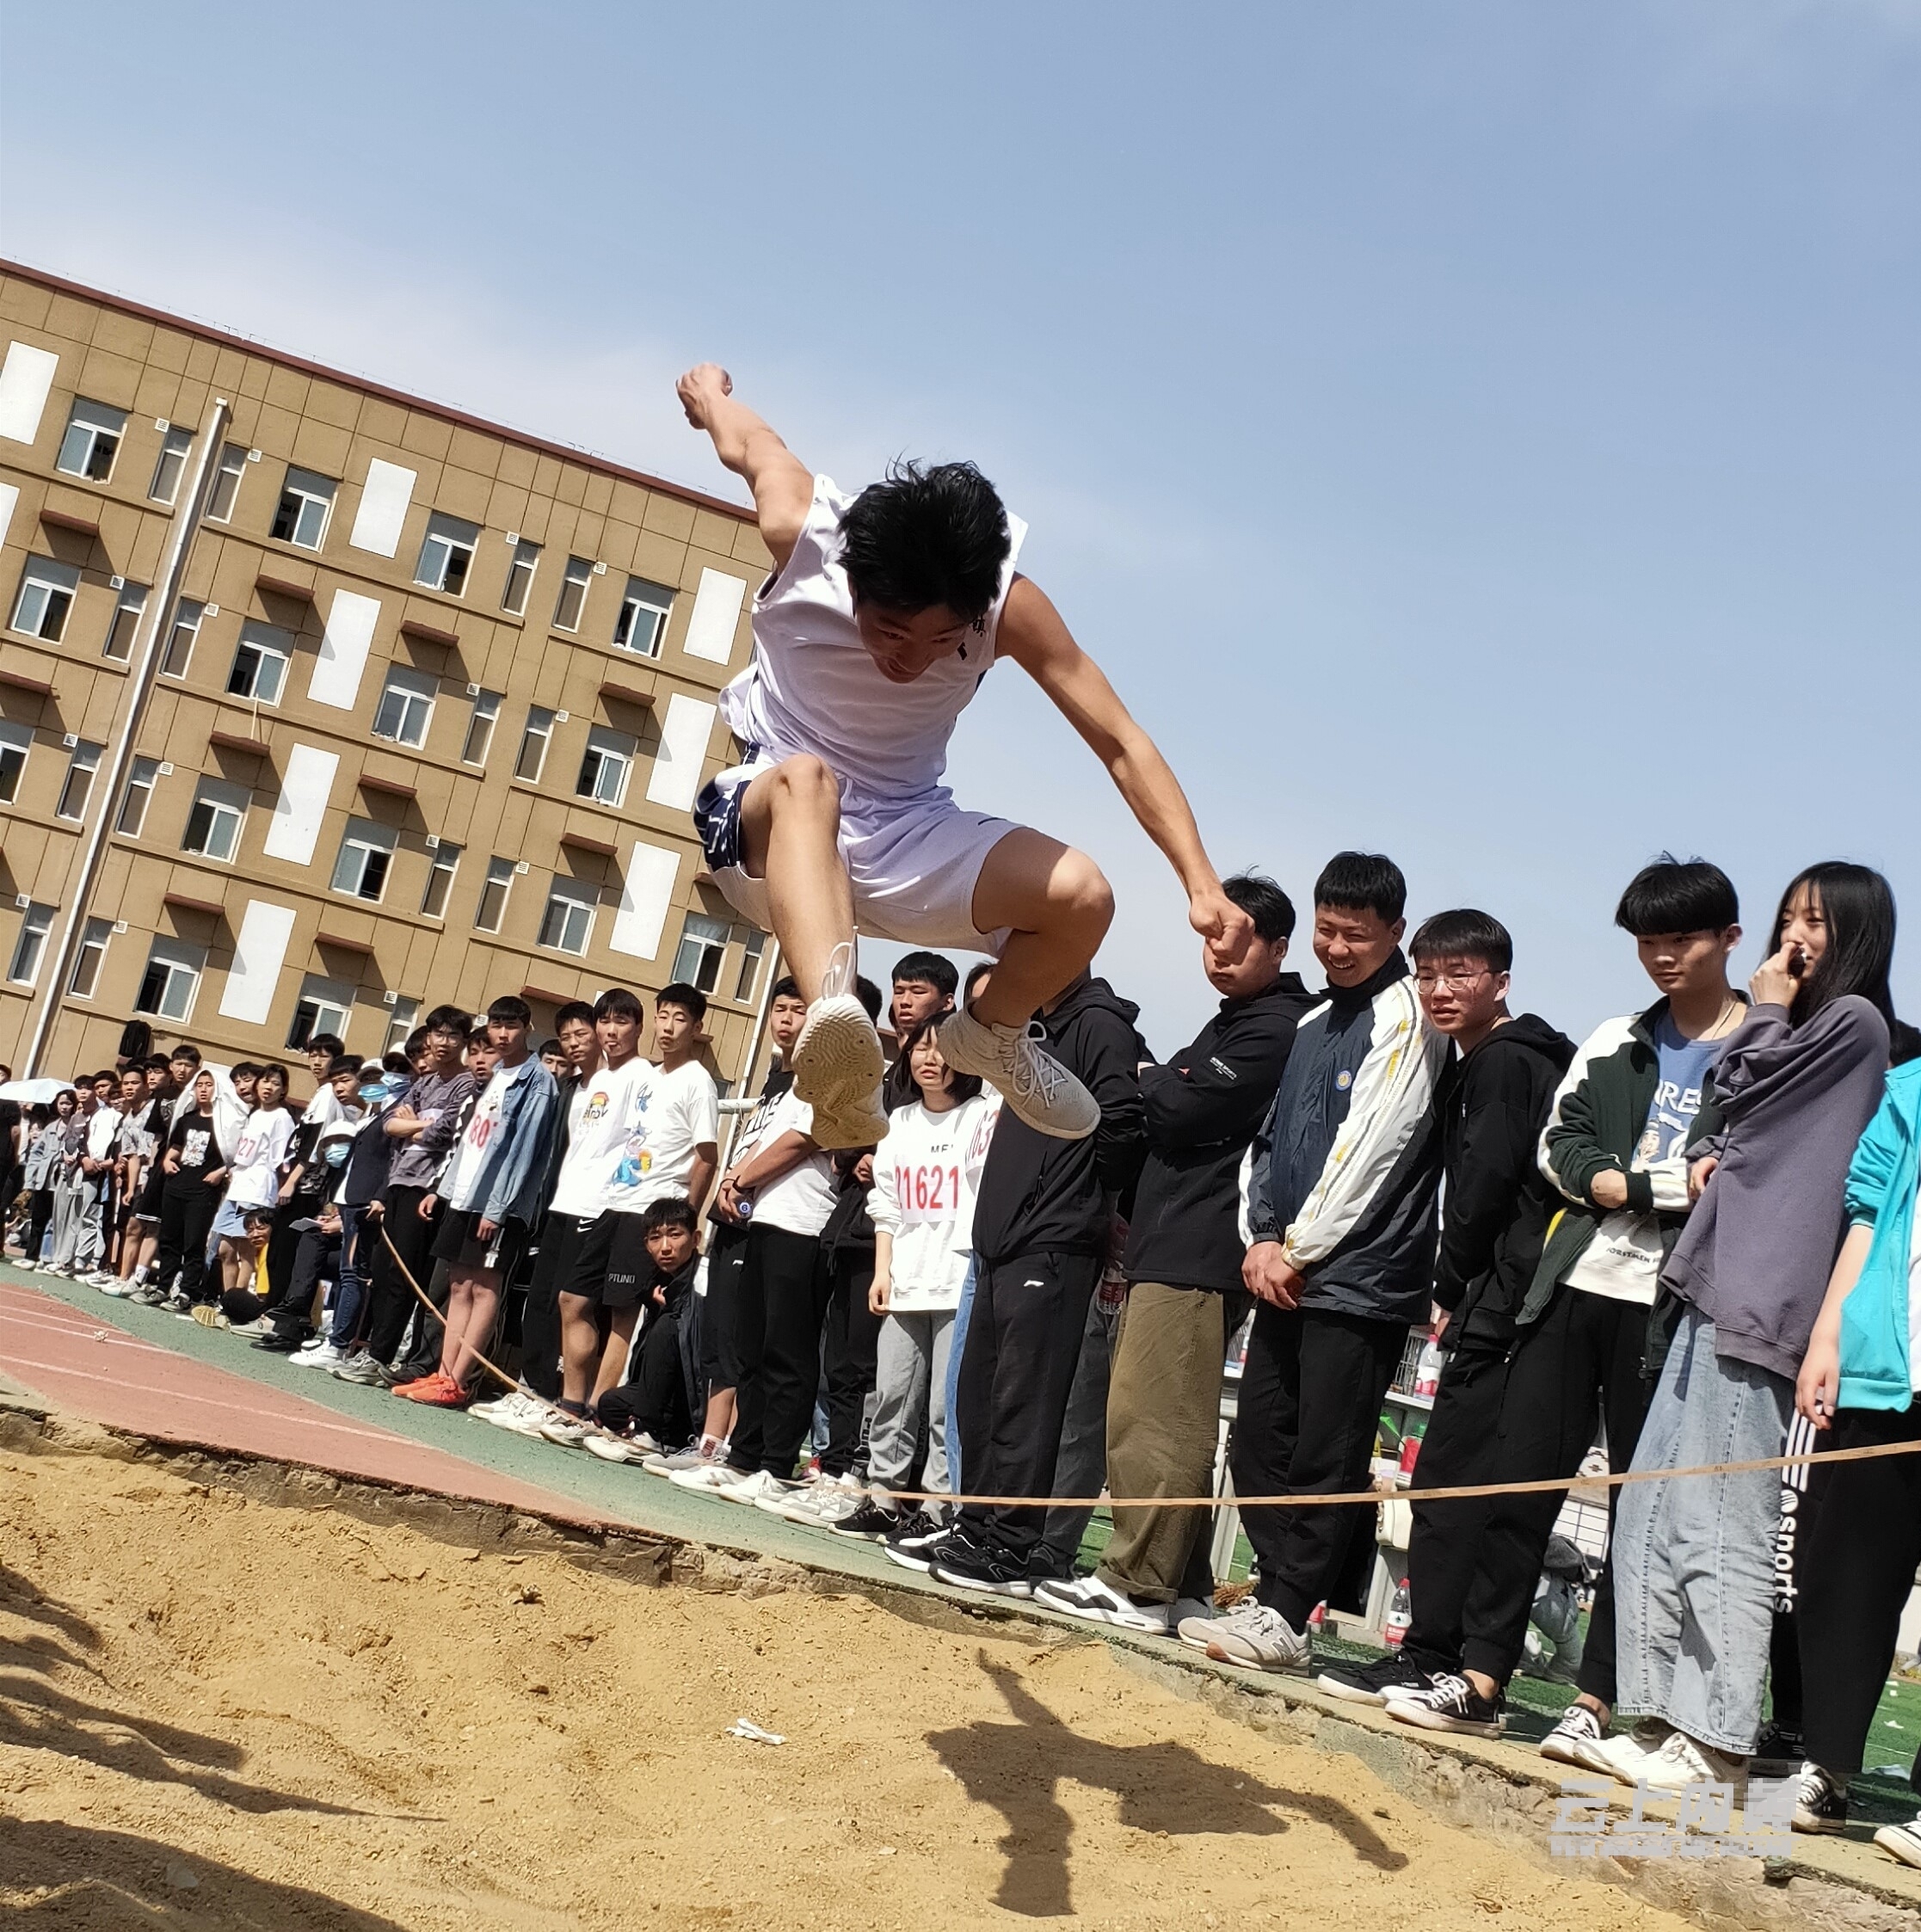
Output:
top-left (0, 1442), bottom-right (1702, 1932)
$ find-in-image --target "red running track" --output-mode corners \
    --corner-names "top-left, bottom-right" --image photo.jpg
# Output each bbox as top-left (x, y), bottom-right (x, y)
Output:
top-left (0, 1275), bottom-right (606, 1525)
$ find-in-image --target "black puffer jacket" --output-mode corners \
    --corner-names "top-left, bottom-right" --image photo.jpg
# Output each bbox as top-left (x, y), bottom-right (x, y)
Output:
top-left (1124, 975), bottom-right (1313, 1293)
top-left (972, 975), bottom-right (1148, 1264)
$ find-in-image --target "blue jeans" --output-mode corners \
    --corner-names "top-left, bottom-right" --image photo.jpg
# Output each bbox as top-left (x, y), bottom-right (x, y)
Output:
top-left (944, 1257), bottom-right (978, 1492)
top-left (324, 1205), bottom-right (372, 1346)
top-left (1613, 1303), bottom-right (1792, 1753)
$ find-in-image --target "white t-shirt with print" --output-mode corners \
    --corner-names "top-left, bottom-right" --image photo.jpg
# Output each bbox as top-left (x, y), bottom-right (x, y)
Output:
top-left (226, 1108), bottom-right (295, 1209)
top-left (604, 1058), bottom-right (719, 1214)
top-left (550, 1058), bottom-right (655, 1220)
top-left (445, 1058), bottom-right (537, 1215)
top-left (745, 1087), bottom-right (836, 1238)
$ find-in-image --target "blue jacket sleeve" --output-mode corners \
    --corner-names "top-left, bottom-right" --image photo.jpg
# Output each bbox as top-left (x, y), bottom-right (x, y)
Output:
top-left (1845, 1078), bottom-right (1905, 1228)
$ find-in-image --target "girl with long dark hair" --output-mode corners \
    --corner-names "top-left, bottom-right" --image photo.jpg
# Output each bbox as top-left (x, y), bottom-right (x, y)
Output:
top-left (1600, 862), bottom-right (1898, 1793)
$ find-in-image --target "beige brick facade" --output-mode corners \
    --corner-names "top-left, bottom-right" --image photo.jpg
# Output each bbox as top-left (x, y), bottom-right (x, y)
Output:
top-left (0, 261), bottom-right (775, 1092)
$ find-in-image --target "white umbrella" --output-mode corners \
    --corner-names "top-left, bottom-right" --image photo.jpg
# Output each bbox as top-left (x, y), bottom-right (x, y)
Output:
top-left (0, 1079), bottom-right (72, 1105)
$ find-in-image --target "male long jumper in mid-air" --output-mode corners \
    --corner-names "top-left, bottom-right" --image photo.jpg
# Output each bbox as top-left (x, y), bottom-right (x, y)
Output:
top-left (677, 363), bottom-right (1253, 1148)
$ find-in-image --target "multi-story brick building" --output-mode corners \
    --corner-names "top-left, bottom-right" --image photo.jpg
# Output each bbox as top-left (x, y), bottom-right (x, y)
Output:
top-left (0, 260), bottom-right (776, 1092)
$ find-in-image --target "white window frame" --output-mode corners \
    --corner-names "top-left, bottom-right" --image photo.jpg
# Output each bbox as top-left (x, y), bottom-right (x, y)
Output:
top-left (538, 878), bottom-right (596, 957)
top-left (460, 690), bottom-right (501, 766)
top-left (514, 705), bottom-right (555, 783)
top-left (383, 995), bottom-right (420, 1054)
top-left (502, 538), bottom-right (539, 616)
top-left (55, 741), bottom-right (102, 822)
top-left (0, 722), bottom-right (31, 805)
top-left (103, 580), bottom-right (148, 661)
top-left (11, 557), bottom-right (79, 642)
top-left (734, 927), bottom-right (768, 1004)
top-left (414, 512), bottom-right (480, 597)
top-left (55, 398), bottom-right (126, 483)
top-left (134, 939), bottom-right (205, 1024)
top-left (206, 442), bottom-right (247, 523)
top-left (613, 576), bottom-right (673, 658)
top-left (330, 817), bottom-right (397, 902)
top-left (672, 911), bottom-right (731, 994)
top-left (421, 841), bottom-right (462, 920)
top-left (372, 666), bottom-right (437, 749)
top-left (7, 901), bottom-right (53, 986)
top-left (271, 465), bottom-right (336, 549)
top-left (68, 917), bottom-right (112, 999)
top-left (225, 622), bottom-right (292, 705)
top-left (475, 855), bottom-right (514, 932)
top-left (287, 975), bottom-right (354, 1052)
top-left (552, 555), bottom-right (592, 632)
top-left (575, 725), bottom-right (635, 808)
top-left (159, 597), bottom-right (204, 679)
top-left (182, 778), bottom-right (248, 863)
top-left (116, 754), bottom-right (160, 837)
top-left (148, 424), bottom-right (194, 505)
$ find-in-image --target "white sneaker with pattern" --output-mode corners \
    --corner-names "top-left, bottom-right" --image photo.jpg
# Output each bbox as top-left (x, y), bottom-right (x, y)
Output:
top-left (939, 1006), bottom-right (1099, 1141)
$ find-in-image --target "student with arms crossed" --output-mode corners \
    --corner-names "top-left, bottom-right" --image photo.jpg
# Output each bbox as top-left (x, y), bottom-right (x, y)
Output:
top-left (676, 364), bottom-right (1251, 1149)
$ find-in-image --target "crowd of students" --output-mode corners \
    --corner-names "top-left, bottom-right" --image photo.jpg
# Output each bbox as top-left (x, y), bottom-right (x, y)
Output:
top-left (7, 848), bottom-right (1921, 1855)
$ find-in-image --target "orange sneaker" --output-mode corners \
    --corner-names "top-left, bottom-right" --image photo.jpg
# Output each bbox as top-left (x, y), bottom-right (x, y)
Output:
top-left (416, 1376), bottom-right (471, 1408)
top-left (392, 1372), bottom-right (451, 1401)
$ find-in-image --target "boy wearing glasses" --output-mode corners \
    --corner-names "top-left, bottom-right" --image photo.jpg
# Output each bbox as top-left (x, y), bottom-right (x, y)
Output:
top-left (1316, 910), bottom-right (1573, 1710)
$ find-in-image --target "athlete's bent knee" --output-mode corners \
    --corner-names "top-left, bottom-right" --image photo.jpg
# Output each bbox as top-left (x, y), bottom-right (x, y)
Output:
top-left (1054, 850), bottom-right (1115, 935)
top-left (771, 753), bottom-right (840, 815)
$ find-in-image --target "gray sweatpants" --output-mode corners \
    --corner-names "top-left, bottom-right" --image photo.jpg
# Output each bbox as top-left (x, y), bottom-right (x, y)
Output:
top-left (868, 1308), bottom-right (956, 1498)
top-left (1613, 1303), bottom-right (1792, 1753)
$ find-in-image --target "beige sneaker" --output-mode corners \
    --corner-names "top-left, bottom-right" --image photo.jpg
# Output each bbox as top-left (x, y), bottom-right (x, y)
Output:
top-left (939, 1006), bottom-right (1099, 1140)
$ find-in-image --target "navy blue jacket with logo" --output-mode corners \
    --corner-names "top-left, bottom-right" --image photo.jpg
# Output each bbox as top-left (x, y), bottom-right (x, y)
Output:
top-left (1240, 950), bottom-right (1450, 1326)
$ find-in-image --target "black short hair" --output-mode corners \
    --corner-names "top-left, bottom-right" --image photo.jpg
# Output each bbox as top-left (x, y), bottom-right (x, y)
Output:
top-left (144, 1054), bottom-right (172, 1073)
top-left (403, 1027), bottom-right (431, 1059)
top-left (423, 1003), bottom-right (472, 1037)
top-left (640, 1196), bottom-right (699, 1239)
top-left (554, 1000), bottom-right (596, 1031)
top-left (169, 1043), bottom-right (203, 1066)
top-left (326, 1055), bottom-right (360, 1080)
top-left (305, 1032), bottom-right (345, 1059)
top-left (1223, 873), bottom-right (1296, 944)
top-left (891, 951), bottom-right (959, 998)
top-left (1314, 852), bottom-right (1407, 924)
top-left (854, 975), bottom-right (884, 1024)
top-left (656, 981), bottom-right (709, 1024)
top-left (487, 996), bottom-right (533, 1027)
top-left (467, 1024), bottom-right (493, 1048)
top-left (963, 961), bottom-right (993, 1001)
top-left (255, 1061), bottom-right (289, 1090)
top-left (231, 1061), bottom-right (261, 1081)
top-left (1614, 855), bottom-right (1739, 936)
top-left (770, 975), bottom-right (803, 1004)
top-left (837, 460), bottom-right (1012, 625)
top-left (536, 1037), bottom-right (563, 1058)
top-left (1410, 909), bottom-right (1514, 975)
top-left (594, 987), bottom-right (644, 1024)
top-left (242, 1206), bottom-right (275, 1229)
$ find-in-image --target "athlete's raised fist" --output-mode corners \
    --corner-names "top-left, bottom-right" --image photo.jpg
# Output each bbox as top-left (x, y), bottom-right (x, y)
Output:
top-left (676, 363), bottom-right (733, 429)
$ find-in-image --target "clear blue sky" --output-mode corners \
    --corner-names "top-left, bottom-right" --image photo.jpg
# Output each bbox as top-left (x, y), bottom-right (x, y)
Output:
top-left (7, 2), bottom-right (1920, 1052)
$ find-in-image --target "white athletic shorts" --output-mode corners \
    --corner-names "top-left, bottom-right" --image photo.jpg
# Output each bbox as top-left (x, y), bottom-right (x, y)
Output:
top-left (693, 748), bottom-right (1018, 954)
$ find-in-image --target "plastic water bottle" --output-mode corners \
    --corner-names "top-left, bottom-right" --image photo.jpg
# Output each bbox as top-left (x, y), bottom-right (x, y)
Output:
top-left (1384, 1579), bottom-right (1413, 1649)
top-left (1413, 1334), bottom-right (1444, 1398)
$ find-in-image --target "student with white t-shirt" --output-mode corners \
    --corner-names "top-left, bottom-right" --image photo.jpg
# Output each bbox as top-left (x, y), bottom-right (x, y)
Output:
top-left (214, 1064), bottom-right (294, 1294)
top-left (542, 990), bottom-right (661, 1442)
top-left (833, 1021), bottom-right (996, 1552)
top-left (671, 981), bottom-right (876, 1506)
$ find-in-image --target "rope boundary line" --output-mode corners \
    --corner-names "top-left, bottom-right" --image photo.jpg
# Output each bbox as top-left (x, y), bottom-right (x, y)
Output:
top-left (374, 1223), bottom-right (1914, 1511)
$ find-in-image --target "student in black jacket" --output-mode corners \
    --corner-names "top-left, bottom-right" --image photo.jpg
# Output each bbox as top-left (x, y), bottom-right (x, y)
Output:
top-left (932, 972), bottom-right (1148, 1596)
top-left (1033, 874), bottom-right (1310, 1634)
top-left (1316, 909), bottom-right (1573, 1710)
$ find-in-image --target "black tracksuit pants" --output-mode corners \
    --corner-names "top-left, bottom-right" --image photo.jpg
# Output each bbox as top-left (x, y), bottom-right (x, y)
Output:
top-left (1401, 1343), bottom-right (1511, 1675)
top-left (727, 1226), bottom-right (831, 1479)
top-left (1457, 1284), bottom-right (1649, 1701)
top-left (955, 1250), bottom-right (1102, 1563)
top-left (698, 1221), bottom-right (751, 1398)
top-left (598, 1305), bottom-right (693, 1446)
top-left (819, 1251), bottom-right (880, 1478)
top-left (1799, 1398), bottom-right (1921, 1776)
top-left (155, 1178), bottom-right (220, 1305)
top-left (1232, 1302), bottom-right (1407, 1630)
top-left (368, 1184), bottom-right (441, 1368)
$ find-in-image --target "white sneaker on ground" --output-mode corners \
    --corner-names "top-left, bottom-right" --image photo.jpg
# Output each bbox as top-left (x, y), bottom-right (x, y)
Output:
top-left (669, 1458), bottom-right (751, 1495)
top-left (291, 1342), bottom-right (346, 1371)
top-left (585, 1431), bottom-right (654, 1464)
top-left (1032, 1573), bottom-right (1172, 1634)
top-left (938, 1006), bottom-right (1099, 1141)
top-left (477, 1391), bottom-right (553, 1437)
top-left (1538, 1703), bottom-right (1614, 1775)
top-left (1190, 1600), bottom-right (1309, 1672)
top-left (1635, 1729), bottom-right (1748, 1798)
top-left (539, 1413), bottom-right (591, 1449)
top-left (1590, 1719), bottom-right (1676, 1787)
top-left (94, 1274), bottom-right (134, 1295)
top-left (228, 1316), bottom-right (274, 1338)
top-left (647, 1438), bottom-right (724, 1475)
top-left (720, 1468), bottom-right (789, 1508)
top-left (329, 1352), bottom-right (384, 1386)
top-left (759, 1474), bottom-right (861, 1526)
top-left (1875, 1813), bottom-right (1921, 1867)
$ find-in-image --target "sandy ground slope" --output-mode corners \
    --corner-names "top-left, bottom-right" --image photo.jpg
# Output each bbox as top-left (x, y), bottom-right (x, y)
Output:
top-left (0, 1444), bottom-right (1702, 1931)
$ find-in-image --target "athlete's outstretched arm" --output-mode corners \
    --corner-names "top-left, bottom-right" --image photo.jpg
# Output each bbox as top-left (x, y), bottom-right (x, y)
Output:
top-left (676, 364), bottom-right (813, 570)
top-left (998, 576), bottom-right (1254, 967)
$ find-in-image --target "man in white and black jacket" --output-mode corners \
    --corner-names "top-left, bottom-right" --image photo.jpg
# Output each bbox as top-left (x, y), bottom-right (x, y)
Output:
top-left (1184, 852), bottom-right (1449, 1671)
top-left (1034, 873), bottom-right (1312, 1634)
top-left (932, 971), bottom-right (1148, 1597)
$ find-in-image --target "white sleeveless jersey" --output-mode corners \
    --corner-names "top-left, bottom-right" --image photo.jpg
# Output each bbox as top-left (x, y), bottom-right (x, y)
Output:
top-left (718, 476), bottom-right (1026, 803)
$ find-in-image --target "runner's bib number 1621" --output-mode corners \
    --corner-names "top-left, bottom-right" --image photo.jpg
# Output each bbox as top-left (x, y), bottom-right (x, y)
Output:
top-left (892, 1163), bottom-right (962, 1224)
